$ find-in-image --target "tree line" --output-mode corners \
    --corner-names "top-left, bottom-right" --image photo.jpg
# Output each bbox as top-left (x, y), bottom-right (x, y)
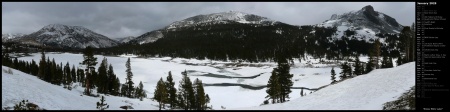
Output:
top-left (153, 70), bottom-right (211, 110)
top-left (1, 47), bottom-right (146, 100)
top-left (97, 23), bottom-right (415, 64)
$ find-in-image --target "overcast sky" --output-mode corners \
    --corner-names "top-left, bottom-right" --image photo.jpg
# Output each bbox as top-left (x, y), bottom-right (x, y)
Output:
top-left (2, 2), bottom-right (414, 39)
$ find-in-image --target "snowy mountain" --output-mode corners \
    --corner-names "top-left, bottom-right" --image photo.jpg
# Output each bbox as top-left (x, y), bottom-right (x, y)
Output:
top-left (166, 11), bottom-right (278, 29)
top-left (128, 30), bottom-right (163, 44)
top-left (115, 36), bottom-right (136, 43)
top-left (317, 5), bottom-right (403, 41)
top-left (129, 11), bottom-right (280, 44)
top-left (2, 33), bottom-right (26, 42)
top-left (19, 24), bottom-right (119, 49)
top-left (239, 62), bottom-right (415, 110)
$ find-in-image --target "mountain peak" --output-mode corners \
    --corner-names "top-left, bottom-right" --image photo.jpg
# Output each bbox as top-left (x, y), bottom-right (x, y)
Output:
top-left (317, 5), bottom-right (403, 41)
top-left (165, 11), bottom-right (276, 29)
top-left (362, 5), bottom-right (374, 12)
top-left (20, 24), bottom-right (118, 49)
top-left (362, 5), bottom-right (378, 16)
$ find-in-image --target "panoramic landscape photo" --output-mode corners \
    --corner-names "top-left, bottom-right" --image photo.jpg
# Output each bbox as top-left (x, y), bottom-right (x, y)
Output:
top-left (2, 2), bottom-right (415, 110)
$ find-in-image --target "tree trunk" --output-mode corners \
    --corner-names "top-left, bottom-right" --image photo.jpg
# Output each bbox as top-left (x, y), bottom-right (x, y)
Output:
top-left (85, 71), bottom-right (90, 95)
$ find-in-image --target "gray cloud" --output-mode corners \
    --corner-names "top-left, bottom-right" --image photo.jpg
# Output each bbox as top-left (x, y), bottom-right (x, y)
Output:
top-left (2, 2), bottom-right (414, 39)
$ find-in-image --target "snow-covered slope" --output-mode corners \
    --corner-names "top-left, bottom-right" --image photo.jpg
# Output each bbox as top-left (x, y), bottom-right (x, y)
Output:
top-left (238, 62), bottom-right (415, 110)
top-left (2, 66), bottom-right (159, 110)
top-left (115, 36), bottom-right (136, 43)
top-left (129, 30), bottom-right (164, 44)
top-left (317, 5), bottom-right (403, 42)
top-left (2, 33), bottom-right (26, 42)
top-left (166, 11), bottom-right (277, 29)
top-left (130, 11), bottom-right (279, 44)
top-left (19, 24), bottom-right (119, 48)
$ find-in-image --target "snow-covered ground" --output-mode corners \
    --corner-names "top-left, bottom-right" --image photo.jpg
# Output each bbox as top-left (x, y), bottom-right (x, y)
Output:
top-left (2, 66), bottom-right (159, 110)
top-left (3, 52), bottom-right (410, 110)
top-left (237, 62), bottom-right (415, 110)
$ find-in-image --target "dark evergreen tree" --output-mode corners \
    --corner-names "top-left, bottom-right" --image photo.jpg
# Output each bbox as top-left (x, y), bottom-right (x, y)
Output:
top-left (154, 78), bottom-right (167, 110)
top-left (205, 94), bottom-right (210, 110)
top-left (330, 67), bottom-right (337, 84)
top-left (125, 57), bottom-right (134, 98)
top-left (177, 70), bottom-right (194, 110)
top-left (38, 51), bottom-right (46, 80)
top-left (165, 71), bottom-right (177, 108)
top-left (340, 62), bottom-right (352, 79)
top-left (64, 62), bottom-right (72, 90)
top-left (80, 46), bottom-right (98, 95)
top-left (77, 69), bottom-right (85, 84)
top-left (353, 55), bottom-right (363, 75)
top-left (49, 59), bottom-right (57, 84)
top-left (136, 81), bottom-right (146, 101)
top-left (387, 57), bottom-right (394, 68)
top-left (107, 64), bottom-right (119, 95)
top-left (97, 57), bottom-right (108, 93)
top-left (30, 60), bottom-right (39, 76)
top-left (365, 50), bottom-right (375, 74)
top-left (120, 84), bottom-right (128, 97)
top-left (374, 39), bottom-right (381, 69)
top-left (89, 69), bottom-right (97, 92)
top-left (194, 78), bottom-right (206, 110)
top-left (71, 65), bottom-right (76, 83)
top-left (45, 57), bottom-right (51, 82)
top-left (113, 77), bottom-right (121, 96)
top-left (266, 70), bottom-right (280, 104)
top-left (397, 56), bottom-right (403, 66)
top-left (381, 55), bottom-right (389, 68)
top-left (274, 52), bottom-right (293, 103)
top-left (399, 26), bottom-right (413, 62)
top-left (96, 96), bottom-right (109, 110)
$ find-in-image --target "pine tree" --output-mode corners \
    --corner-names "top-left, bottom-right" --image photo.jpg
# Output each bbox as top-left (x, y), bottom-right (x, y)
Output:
top-left (397, 56), bottom-right (403, 66)
top-left (353, 55), bottom-right (362, 75)
top-left (107, 64), bottom-right (118, 95)
top-left (266, 70), bottom-right (280, 104)
top-left (194, 78), bottom-right (206, 110)
top-left (274, 55), bottom-right (293, 103)
top-left (125, 57), bottom-right (134, 98)
top-left (89, 69), bottom-right (97, 92)
top-left (114, 77), bottom-right (121, 96)
top-left (374, 39), bottom-right (381, 69)
top-left (80, 46), bottom-right (98, 95)
top-left (77, 69), bottom-right (85, 84)
top-left (165, 71), bottom-right (178, 108)
top-left (381, 55), bottom-right (388, 68)
top-left (120, 84), bottom-right (128, 97)
top-left (80, 46), bottom-right (97, 95)
top-left (38, 51), bottom-right (46, 80)
top-left (64, 62), bottom-right (72, 90)
top-left (71, 65), bottom-right (76, 83)
top-left (400, 26), bottom-right (413, 62)
top-left (366, 50), bottom-right (375, 74)
top-left (97, 57), bottom-right (108, 93)
top-left (49, 59), bottom-right (57, 84)
top-left (340, 62), bottom-right (350, 79)
top-left (96, 96), bottom-right (109, 110)
top-left (205, 94), bottom-right (210, 110)
top-left (154, 78), bottom-right (167, 110)
top-left (330, 67), bottom-right (336, 84)
top-left (178, 70), bottom-right (194, 110)
top-left (388, 57), bottom-right (394, 68)
top-left (136, 81), bottom-right (146, 101)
